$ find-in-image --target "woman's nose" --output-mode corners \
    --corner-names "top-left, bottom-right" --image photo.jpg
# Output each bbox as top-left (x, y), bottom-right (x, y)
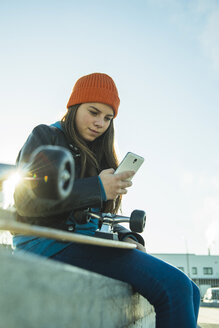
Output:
top-left (94, 117), bottom-right (104, 127)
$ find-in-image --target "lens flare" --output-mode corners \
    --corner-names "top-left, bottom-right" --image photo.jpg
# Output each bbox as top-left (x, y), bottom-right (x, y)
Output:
top-left (2, 172), bottom-right (21, 209)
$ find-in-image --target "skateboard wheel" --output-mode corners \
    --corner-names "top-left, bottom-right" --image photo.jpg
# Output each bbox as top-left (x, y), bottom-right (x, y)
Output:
top-left (129, 210), bottom-right (146, 233)
top-left (28, 145), bottom-right (75, 200)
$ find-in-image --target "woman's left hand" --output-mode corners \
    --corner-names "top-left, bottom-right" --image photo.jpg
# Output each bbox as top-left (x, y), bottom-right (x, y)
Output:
top-left (122, 237), bottom-right (146, 253)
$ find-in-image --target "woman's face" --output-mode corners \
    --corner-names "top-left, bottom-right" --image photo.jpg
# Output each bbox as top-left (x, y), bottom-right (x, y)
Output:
top-left (75, 102), bottom-right (114, 142)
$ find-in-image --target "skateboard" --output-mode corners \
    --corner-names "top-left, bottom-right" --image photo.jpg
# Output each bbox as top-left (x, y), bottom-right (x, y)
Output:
top-left (0, 146), bottom-right (146, 249)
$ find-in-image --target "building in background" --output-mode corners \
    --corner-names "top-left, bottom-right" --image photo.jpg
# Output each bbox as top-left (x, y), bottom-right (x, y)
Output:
top-left (152, 253), bottom-right (219, 297)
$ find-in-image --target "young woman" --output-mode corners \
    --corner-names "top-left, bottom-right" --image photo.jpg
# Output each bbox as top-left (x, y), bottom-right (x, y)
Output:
top-left (13, 73), bottom-right (200, 327)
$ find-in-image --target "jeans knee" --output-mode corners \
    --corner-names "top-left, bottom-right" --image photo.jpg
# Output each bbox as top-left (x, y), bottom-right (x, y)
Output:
top-left (152, 268), bottom-right (193, 309)
top-left (166, 267), bottom-right (194, 300)
top-left (191, 281), bottom-right (201, 301)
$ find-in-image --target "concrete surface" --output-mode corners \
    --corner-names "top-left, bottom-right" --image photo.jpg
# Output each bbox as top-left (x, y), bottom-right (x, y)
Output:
top-left (198, 307), bottom-right (219, 327)
top-left (0, 248), bottom-right (155, 328)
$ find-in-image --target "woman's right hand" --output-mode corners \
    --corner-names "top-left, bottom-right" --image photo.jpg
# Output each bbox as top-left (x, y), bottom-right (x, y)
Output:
top-left (99, 168), bottom-right (134, 200)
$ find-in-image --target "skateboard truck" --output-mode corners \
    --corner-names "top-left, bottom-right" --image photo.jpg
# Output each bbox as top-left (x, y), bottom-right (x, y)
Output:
top-left (74, 210), bottom-right (146, 240)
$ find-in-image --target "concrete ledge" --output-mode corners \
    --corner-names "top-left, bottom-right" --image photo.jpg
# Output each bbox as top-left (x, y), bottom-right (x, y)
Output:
top-left (0, 248), bottom-right (155, 328)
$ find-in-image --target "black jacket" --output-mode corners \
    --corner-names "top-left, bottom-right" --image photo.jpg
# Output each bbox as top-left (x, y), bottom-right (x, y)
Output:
top-left (14, 124), bottom-right (144, 245)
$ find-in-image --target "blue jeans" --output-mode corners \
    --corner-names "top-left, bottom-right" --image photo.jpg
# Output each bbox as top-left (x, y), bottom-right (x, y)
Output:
top-left (49, 243), bottom-right (200, 327)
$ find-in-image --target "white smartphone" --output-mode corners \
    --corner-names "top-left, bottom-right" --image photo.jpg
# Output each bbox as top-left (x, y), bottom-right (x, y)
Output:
top-left (114, 152), bottom-right (144, 180)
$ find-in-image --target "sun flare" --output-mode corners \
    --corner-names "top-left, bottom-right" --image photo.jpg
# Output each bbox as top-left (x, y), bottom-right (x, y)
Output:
top-left (2, 172), bottom-right (21, 209)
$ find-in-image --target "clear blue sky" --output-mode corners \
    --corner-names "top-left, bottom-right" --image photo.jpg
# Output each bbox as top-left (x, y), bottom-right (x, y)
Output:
top-left (0, 0), bottom-right (219, 254)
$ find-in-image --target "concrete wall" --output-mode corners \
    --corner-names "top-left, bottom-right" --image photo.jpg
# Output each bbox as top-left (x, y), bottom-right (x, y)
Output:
top-left (0, 248), bottom-right (155, 328)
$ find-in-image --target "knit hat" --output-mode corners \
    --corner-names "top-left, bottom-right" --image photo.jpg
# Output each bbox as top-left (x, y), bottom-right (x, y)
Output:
top-left (67, 73), bottom-right (120, 117)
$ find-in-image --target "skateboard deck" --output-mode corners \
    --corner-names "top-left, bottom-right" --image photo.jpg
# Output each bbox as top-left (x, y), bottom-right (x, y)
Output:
top-left (0, 209), bottom-right (136, 249)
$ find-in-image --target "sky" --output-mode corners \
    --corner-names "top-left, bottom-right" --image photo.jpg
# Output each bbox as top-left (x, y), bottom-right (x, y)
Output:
top-left (0, 0), bottom-right (219, 255)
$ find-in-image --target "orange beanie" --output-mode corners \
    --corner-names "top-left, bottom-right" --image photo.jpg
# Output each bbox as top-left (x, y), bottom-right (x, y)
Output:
top-left (67, 73), bottom-right (120, 117)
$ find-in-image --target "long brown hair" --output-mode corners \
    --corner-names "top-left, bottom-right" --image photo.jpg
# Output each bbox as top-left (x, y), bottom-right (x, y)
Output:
top-left (61, 104), bottom-right (121, 214)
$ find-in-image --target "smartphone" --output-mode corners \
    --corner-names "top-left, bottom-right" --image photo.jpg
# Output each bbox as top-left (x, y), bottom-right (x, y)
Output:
top-left (114, 152), bottom-right (144, 180)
